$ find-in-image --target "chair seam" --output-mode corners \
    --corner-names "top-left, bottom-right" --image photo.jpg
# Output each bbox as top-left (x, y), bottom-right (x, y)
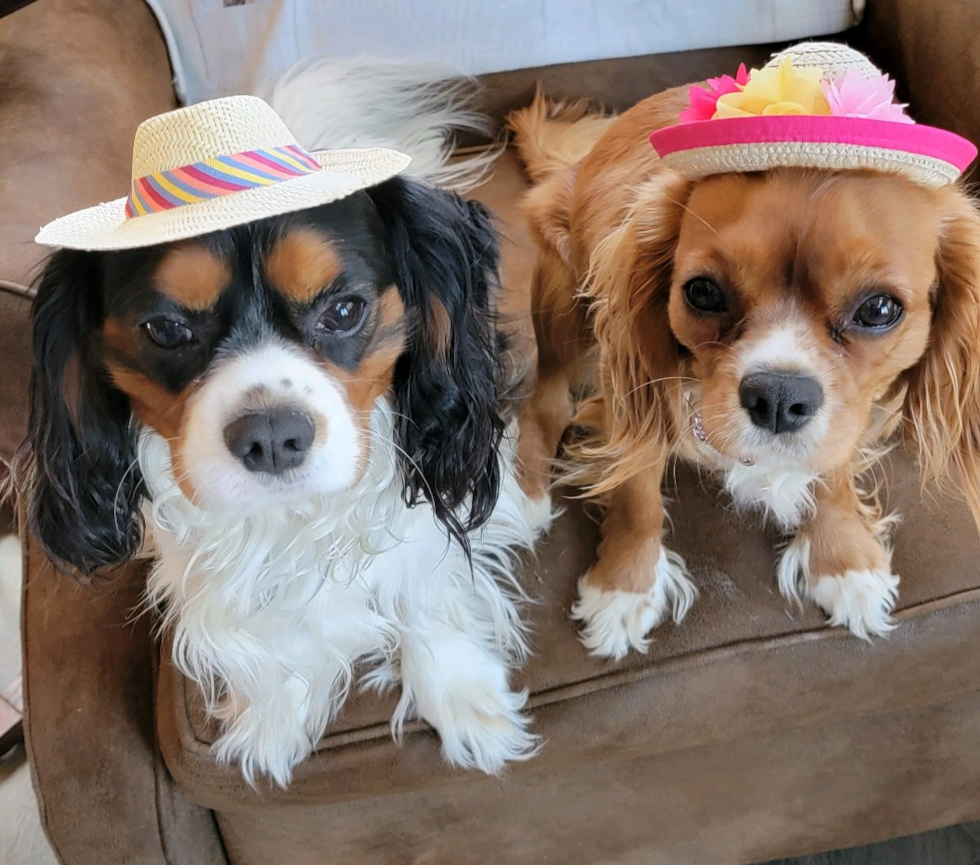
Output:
top-left (172, 583), bottom-right (980, 753)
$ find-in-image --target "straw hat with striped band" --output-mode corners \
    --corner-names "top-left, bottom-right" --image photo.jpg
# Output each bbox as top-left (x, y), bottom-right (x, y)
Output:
top-left (36, 95), bottom-right (412, 251)
top-left (649, 42), bottom-right (977, 188)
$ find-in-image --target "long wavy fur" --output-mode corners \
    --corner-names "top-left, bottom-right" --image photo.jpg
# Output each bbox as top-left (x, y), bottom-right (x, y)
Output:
top-left (565, 171), bottom-right (693, 498)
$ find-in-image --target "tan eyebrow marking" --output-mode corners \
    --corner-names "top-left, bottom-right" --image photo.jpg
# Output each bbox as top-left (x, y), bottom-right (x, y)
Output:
top-left (265, 228), bottom-right (344, 304)
top-left (154, 244), bottom-right (232, 311)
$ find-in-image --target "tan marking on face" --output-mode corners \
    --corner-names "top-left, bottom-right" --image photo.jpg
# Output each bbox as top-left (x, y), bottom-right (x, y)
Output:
top-left (102, 317), bottom-right (136, 355)
top-left (106, 366), bottom-right (198, 501)
top-left (329, 287), bottom-right (407, 414)
top-left (265, 228), bottom-right (344, 304)
top-left (105, 364), bottom-right (194, 442)
top-left (154, 243), bottom-right (231, 311)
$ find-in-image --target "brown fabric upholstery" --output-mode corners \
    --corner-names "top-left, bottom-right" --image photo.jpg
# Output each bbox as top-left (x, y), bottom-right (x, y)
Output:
top-left (21, 530), bottom-right (226, 865)
top-left (12, 1), bottom-right (980, 864)
top-left (0, 0), bottom-right (177, 295)
top-left (865, 0), bottom-right (980, 160)
top-left (477, 42), bottom-right (788, 121)
top-left (0, 290), bottom-right (31, 461)
top-left (212, 690), bottom-right (980, 865)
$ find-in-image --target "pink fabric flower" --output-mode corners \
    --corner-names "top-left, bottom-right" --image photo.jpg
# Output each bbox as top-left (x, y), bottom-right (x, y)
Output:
top-left (679, 63), bottom-right (749, 123)
top-left (822, 70), bottom-right (913, 123)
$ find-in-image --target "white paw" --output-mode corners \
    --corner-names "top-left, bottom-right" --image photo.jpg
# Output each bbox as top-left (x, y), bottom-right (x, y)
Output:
top-left (810, 569), bottom-right (899, 641)
top-left (397, 637), bottom-right (540, 775)
top-left (429, 680), bottom-right (539, 775)
top-left (211, 681), bottom-right (316, 788)
top-left (777, 534), bottom-right (899, 640)
top-left (522, 490), bottom-right (555, 536)
top-left (571, 547), bottom-right (696, 660)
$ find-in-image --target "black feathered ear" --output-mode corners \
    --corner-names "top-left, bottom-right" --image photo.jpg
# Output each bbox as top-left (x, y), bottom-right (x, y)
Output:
top-left (17, 248), bottom-right (143, 577)
top-left (368, 176), bottom-right (504, 548)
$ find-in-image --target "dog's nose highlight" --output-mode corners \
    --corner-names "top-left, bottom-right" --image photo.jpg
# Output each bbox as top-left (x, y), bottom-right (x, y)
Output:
top-left (224, 409), bottom-right (315, 474)
top-left (739, 372), bottom-right (823, 434)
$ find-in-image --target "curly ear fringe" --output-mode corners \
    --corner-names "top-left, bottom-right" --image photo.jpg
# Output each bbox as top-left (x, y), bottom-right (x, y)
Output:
top-left (368, 176), bottom-right (505, 553)
top-left (563, 173), bottom-right (691, 499)
top-left (18, 249), bottom-right (144, 579)
top-left (904, 190), bottom-right (980, 528)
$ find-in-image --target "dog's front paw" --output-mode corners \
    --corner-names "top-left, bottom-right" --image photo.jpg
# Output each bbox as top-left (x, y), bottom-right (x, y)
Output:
top-left (522, 490), bottom-right (556, 537)
top-left (810, 569), bottom-right (899, 641)
top-left (571, 547), bottom-right (696, 660)
top-left (432, 680), bottom-right (539, 775)
top-left (777, 532), bottom-right (899, 641)
top-left (397, 638), bottom-right (540, 775)
top-left (211, 683), bottom-right (315, 788)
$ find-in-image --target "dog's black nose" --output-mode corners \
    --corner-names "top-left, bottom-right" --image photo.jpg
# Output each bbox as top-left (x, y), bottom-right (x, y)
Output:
top-left (739, 372), bottom-right (824, 435)
top-left (223, 409), bottom-right (315, 474)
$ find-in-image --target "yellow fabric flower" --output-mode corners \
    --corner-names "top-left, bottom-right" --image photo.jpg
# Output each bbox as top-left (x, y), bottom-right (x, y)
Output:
top-left (714, 57), bottom-right (831, 119)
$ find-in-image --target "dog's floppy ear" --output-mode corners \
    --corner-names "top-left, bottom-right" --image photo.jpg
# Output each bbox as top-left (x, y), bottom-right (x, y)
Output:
top-left (574, 170), bottom-right (692, 495)
top-left (367, 176), bottom-right (504, 547)
top-left (17, 248), bottom-right (144, 577)
top-left (903, 191), bottom-right (980, 528)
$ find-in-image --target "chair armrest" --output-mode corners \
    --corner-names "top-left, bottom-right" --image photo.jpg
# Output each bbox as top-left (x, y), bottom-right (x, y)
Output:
top-left (0, 0), bottom-right (177, 292)
top-left (864, 0), bottom-right (980, 151)
top-left (21, 515), bottom-right (228, 865)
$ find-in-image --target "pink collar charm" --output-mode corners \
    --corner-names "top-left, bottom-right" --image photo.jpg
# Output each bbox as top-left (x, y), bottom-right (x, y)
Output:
top-left (650, 42), bottom-right (977, 188)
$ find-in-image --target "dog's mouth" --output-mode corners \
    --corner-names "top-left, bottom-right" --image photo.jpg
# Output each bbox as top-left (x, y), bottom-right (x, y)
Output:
top-left (688, 400), bottom-right (756, 467)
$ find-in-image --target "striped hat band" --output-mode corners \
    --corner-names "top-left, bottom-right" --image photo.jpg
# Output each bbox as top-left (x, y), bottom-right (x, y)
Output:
top-left (35, 96), bottom-right (411, 251)
top-left (125, 143), bottom-right (322, 218)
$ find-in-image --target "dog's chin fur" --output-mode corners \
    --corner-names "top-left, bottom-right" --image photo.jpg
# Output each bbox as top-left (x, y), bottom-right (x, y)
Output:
top-left (141, 405), bottom-right (550, 787)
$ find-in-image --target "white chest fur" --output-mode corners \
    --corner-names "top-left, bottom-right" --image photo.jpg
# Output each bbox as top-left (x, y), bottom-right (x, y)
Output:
top-left (680, 433), bottom-right (817, 530)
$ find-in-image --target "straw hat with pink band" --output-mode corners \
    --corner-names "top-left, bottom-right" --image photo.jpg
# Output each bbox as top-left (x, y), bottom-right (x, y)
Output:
top-left (649, 42), bottom-right (977, 188)
top-left (35, 95), bottom-right (412, 251)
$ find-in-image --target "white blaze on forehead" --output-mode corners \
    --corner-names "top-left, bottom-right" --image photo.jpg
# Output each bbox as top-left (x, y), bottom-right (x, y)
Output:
top-left (737, 318), bottom-right (821, 377)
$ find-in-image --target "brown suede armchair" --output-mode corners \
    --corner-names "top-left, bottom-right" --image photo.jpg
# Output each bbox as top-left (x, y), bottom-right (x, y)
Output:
top-left (4, 2), bottom-right (980, 863)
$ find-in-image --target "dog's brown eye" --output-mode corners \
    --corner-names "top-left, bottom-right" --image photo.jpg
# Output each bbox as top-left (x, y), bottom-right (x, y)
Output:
top-left (317, 297), bottom-right (366, 335)
top-left (684, 278), bottom-right (727, 313)
top-left (143, 318), bottom-right (195, 349)
top-left (853, 294), bottom-right (903, 330)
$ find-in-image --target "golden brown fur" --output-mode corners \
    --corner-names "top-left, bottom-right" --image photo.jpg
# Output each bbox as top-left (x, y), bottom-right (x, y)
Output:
top-left (509, 88), bottom-right (980, 654)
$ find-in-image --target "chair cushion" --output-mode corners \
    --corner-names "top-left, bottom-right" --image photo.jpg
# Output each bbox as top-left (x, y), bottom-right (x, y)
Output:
top-left (158, 149), bottom-right (980, 810)
top-left (143, 0), bottom-right (860, 104)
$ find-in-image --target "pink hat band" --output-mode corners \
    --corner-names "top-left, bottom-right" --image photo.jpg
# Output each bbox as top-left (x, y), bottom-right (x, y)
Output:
top-left (650, 115), bottom-right (977, 188)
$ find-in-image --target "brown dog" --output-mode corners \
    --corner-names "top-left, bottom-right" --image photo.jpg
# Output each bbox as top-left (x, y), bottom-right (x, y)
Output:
top-left (509, 83), bottom-right (980, 658)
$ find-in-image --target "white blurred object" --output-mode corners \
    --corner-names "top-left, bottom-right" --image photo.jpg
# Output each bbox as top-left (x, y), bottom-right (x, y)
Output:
top-left (144, 0), bottom-right (862, 105)
top-left (0, 535), bottom-right (21, 688)
top-left (260, 56), bottom-right (499, 192)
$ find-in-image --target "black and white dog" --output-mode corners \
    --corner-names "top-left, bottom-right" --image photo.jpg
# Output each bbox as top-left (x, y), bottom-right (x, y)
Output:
top-left (19, 59), bottom-right (551, 786)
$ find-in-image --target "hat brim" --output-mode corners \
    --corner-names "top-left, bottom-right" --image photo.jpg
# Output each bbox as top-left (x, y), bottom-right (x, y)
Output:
top-left (650, 116), bottom-right (978, 187)
top-left (34, 148), bottom-right (412, 251)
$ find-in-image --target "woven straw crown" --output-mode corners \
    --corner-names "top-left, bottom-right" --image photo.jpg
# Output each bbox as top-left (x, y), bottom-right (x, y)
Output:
top-left (130, 96), bottom-right (298, 178)
top-left (36, 95), bottom-right (412, 250)
top-left (767, 41), bottom-right (880, 80)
